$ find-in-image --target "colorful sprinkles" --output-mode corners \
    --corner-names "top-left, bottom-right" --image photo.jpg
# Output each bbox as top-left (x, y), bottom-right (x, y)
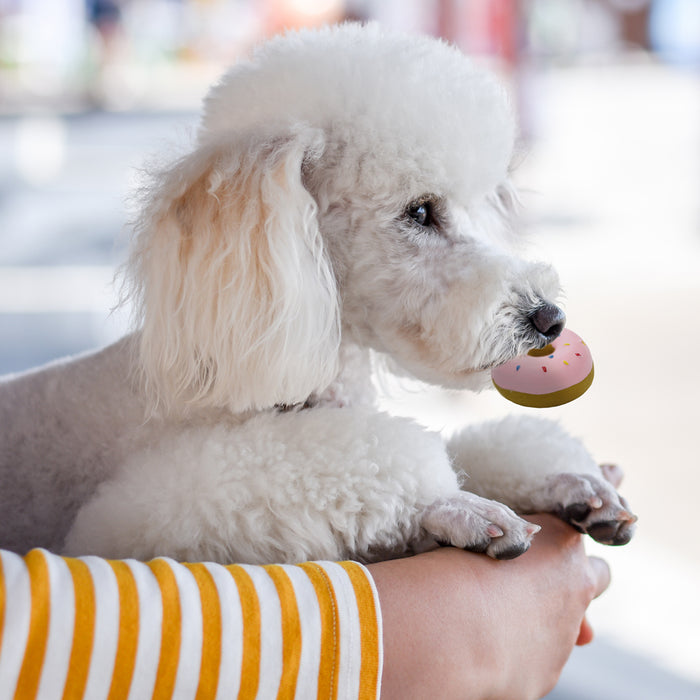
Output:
top-left (491, 328), bottom-right (594, 408)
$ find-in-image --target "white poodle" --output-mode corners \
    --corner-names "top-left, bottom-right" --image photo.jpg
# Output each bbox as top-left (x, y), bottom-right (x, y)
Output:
top-left (0, 24), bottom-right (635, 564)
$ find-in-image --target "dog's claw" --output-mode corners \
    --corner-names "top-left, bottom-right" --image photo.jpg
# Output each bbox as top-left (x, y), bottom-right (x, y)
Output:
top-left (525, 522), bottom-right (541, 537)
top-left (486, 524), bottom-right (504, 538)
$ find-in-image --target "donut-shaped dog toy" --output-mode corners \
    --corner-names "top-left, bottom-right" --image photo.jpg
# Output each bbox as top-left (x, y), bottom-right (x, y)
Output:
top-left (491, 329), bottom-right (594, 408)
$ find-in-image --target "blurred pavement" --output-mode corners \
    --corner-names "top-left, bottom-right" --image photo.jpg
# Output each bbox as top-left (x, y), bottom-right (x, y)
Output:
top-left (0, 110), bottom-right (199, 370)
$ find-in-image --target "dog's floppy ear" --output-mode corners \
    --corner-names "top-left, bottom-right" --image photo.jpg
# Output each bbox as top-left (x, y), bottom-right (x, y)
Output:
top-left (126, 125), bottom-right (340, 413)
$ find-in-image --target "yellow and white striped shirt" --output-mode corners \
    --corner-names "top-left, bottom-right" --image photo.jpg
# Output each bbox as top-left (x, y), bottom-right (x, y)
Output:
top-left (0, 549), bottom-right (382, 699)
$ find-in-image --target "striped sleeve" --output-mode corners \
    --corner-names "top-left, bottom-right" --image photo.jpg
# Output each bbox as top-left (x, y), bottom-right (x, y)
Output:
top-left (0, 549), bottom-right (382, 700)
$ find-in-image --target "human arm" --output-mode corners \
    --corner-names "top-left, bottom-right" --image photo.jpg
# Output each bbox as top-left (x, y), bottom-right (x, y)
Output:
top-left (0, 550), bottom-right (381, 699)
top-left (0, 515), bottom-right (608, 700)
top-left (369, 514), bottom-right (609, 700)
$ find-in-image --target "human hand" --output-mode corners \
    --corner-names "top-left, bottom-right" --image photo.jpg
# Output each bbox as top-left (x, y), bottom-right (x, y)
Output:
top-left (369, 514), bottom-right (609, 700)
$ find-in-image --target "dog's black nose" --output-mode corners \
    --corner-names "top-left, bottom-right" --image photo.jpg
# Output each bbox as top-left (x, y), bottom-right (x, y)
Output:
top-left (529, 303), bottom-right (566, 342)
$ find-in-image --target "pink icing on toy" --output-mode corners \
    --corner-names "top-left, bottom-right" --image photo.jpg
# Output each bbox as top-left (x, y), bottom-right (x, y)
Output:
top-left (491, 328), bottom-right (594, 408)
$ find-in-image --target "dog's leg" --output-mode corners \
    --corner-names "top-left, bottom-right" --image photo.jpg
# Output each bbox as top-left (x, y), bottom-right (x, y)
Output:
top-left (447, 415), bottom-right (636, 546)
top-left (64, 406), bottom-right (542, 563)
top-left (65, 407), bottom-right (457, 563)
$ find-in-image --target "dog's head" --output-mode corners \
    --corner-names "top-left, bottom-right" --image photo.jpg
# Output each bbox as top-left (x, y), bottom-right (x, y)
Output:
top-left (127, 23), bottom-right (563, 412)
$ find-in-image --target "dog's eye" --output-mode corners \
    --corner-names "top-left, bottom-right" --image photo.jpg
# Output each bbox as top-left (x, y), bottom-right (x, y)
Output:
top-left (407, 201), bottom-right (435, 228)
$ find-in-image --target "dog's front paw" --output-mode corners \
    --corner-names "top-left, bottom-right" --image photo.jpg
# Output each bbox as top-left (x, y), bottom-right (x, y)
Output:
top-left (545, 470), bottom-right (637, 545)
top-left (421, 493), bottom-right (540, 560)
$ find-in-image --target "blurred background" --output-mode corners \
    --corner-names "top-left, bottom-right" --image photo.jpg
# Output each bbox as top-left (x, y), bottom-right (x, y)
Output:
top-left (1, 1), bottom-right (698, 697)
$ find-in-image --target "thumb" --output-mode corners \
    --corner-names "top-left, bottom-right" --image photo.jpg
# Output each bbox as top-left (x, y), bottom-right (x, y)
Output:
top-left (576, 557), bottom-right (611, 647)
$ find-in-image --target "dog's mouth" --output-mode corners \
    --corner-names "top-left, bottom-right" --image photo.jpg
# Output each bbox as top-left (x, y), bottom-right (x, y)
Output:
top-left (473, 301), bottom-right (566, 374)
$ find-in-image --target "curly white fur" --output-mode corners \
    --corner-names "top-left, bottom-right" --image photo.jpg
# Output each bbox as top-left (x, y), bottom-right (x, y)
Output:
top-left (127, 126), bottom-right (340, 413)
top-left (0, 24), bottom-right (635, 563)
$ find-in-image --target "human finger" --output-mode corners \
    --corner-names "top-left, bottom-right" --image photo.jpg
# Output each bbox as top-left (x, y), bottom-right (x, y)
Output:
top-left (587, 556), bottom-right (611, 598)
top-left (575, 616), bottom-right (594, 646)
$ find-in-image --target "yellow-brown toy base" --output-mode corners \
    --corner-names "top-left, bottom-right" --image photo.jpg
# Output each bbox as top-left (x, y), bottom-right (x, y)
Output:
top-left (493, 366), bottom-right (595, 408)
